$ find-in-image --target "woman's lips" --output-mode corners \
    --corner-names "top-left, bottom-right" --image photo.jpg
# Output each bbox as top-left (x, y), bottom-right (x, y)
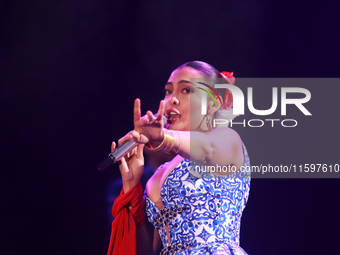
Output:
top-left (166, 108), bottom-right (181, 124)
top-left (168, 113), bottom-right (180, 122)
top-left (166, 113), bottom-right (180, 129)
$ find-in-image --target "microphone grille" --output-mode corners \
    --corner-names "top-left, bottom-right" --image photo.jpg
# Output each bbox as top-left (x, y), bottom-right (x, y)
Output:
top-left (162, 115), bottom-right (167, 127)
top-left (154, 113), bottom-right (167, 127)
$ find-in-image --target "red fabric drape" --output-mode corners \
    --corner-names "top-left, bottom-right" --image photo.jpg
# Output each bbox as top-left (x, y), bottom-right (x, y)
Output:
top-left (107, 182), bottom-right (146, 255)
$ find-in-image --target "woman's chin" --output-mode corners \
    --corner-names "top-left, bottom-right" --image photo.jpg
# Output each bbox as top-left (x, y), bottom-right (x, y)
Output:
top-left (167, 122), bottom-right (180, 130)
top-left (168, 123), bottom-right (191, 131)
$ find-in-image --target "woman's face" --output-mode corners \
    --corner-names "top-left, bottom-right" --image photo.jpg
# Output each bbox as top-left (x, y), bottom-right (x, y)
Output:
top-left (164, 66), bottom-right (207, 131)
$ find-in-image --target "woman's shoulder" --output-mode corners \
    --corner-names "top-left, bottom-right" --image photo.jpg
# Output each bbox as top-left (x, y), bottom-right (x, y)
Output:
top-left (204, 127), bottom-right (244, 172)
top-left (210, 126), bottom-right (241, 140)
top-left (208, 127), bottom-right (243, 153)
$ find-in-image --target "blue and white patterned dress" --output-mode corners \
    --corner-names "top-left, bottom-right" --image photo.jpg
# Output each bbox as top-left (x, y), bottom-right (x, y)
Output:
top-left (145, 143), bottom-right (251, 255)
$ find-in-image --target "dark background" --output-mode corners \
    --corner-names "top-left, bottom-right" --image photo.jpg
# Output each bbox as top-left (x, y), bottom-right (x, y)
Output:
top-left (1, 0), bottom-right (339, 254)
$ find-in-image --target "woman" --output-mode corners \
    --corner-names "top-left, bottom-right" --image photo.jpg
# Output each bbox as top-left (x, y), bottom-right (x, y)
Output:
top-left (108, 61), bottom-right (250, 255)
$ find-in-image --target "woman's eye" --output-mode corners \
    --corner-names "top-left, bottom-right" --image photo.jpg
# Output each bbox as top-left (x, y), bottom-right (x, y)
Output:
top-left (165, 89), bottom-right (172, 95)
top-left (182, 88), bottom-right (192, 94)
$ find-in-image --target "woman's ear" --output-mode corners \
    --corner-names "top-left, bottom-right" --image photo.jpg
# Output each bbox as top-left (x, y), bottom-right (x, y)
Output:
top-left (207, 96), bottom-right (222, 116)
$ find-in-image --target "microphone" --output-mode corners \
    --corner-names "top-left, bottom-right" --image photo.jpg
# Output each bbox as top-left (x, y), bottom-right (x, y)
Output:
top-left (97, 115), bottom-right (167, 171)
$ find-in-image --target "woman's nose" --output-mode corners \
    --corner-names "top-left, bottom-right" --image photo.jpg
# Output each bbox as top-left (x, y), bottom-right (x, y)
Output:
top-left (171, 95), bottom-right (179, 105)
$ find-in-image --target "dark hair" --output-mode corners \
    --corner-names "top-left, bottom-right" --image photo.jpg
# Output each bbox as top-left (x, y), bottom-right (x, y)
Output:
top-left (176, 61), bottom-right (226, 99)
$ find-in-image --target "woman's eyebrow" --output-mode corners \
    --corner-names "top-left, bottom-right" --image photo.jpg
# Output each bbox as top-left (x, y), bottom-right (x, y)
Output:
top-left (165, 80), bottom-right (196, 86)
top-left (179, 80), bottom-right (196, 86)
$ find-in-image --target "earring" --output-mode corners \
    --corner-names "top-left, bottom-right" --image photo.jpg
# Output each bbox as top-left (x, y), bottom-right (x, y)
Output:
top-left (206, 114), bottom-right (216, 131)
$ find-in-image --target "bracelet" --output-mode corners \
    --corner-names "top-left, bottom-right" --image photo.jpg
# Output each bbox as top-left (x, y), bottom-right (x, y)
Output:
top-left (145, 130), bottom-right (175, 153)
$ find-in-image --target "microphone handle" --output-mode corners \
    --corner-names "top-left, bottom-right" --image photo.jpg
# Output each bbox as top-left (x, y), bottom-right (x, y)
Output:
top-left (112, 139), bottom-right (137, 163)
top-left (97, 139), bottom-right (137, 171)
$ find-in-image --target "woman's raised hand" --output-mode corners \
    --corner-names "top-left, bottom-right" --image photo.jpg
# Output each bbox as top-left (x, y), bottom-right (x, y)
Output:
top-left (133, 98), bottom-right (165, 143)
top-left (111, 99), bottom-right (165, 193)
top-left (112, 133), bottom-right (144, 193)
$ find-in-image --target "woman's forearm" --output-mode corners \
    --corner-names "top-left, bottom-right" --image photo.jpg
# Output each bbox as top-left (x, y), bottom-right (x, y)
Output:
top-left (167, 127), bottom-right (242, 167)
top-left (167, 129), bottom-right (210, 163)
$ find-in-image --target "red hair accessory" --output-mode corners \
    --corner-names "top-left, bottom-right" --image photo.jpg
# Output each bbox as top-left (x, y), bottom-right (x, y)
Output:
top-left (220, 71), bottom-right (235, 110)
